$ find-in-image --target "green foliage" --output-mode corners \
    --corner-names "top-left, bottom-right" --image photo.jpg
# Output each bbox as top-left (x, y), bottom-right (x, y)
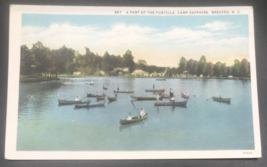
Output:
top-left (123, 50), bottom-right (135, 73)
top-left (198, 55), bottom-right (207, 76)
top-left (178, 57), bottom-right (187, 73)
top-left (213, 62), bottom-right (222, 77)
top-left (206, 62), bottom-right (213, 76)
top-left (233, 59), bottom-right (241, 77)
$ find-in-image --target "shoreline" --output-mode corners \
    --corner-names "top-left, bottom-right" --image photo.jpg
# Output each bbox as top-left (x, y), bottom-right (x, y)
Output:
top-left (19, 75), bottom-right (250, 83)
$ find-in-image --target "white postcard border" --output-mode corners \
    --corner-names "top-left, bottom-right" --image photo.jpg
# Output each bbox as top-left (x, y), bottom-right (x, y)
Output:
top-left (5, 5), bottom-right (261, 159)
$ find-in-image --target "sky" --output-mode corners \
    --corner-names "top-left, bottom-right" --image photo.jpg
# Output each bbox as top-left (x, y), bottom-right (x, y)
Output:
top-left (21, 14), bottom-right (249, 67)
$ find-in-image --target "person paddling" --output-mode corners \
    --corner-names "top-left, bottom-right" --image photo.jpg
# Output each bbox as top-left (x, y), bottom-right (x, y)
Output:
top-left (126, 113), bottom-right (132, 120)
top-left (140, 108), bottom-right (146, 117)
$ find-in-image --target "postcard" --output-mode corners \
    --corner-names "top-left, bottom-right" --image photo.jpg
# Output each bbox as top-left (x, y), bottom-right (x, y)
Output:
top-left (5, 5), bottom-right (261, 159)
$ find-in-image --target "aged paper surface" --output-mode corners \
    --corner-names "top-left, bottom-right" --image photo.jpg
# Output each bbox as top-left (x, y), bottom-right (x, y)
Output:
top-left (5, 5), bottom-right (261, 159)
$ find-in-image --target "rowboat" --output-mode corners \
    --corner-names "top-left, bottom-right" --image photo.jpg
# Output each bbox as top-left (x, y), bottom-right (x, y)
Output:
top-left (120, 113), bottom-right (148, 125)
top-left (212, 96), bottom-right (231, 102)
top-left (130, 95), bottom-right (156, 100)
top-left (58, 99), bottom-right (88, 105)
top-left (75, 101), bottom-right (104, 108)
top-left (108, 96), bottom-right (117, 101)
top-left (114, 90), bottom-right (134, 93)
top-left (145, 89), bottom-right (165, 92)
top-left (154, 100), bottom-right (187, 106)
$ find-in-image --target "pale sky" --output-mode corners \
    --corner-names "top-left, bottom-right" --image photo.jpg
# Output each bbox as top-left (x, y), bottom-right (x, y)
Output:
top-left (22, 14), bottom-right (249, 67)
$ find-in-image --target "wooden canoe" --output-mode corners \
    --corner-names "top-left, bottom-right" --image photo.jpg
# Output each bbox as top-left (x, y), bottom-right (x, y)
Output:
top-left (87, 93), bottom-right (105, 97)
top-left (154, 100), bottom-right (187, 106)
top-left (120, 113), bottom-right (147, 125)
top-left (114, 90), bottom-right (134, 93)
top-left (75, 101), bottom-right (104, 108)
top-left (145, 89), bottom-right (165, 92)
top-left (96, 96), bottom-right (105, 101)
top-left (58, 99), bottom-right (87, 105)
top-left (87, 93), bottom-right (96, 97)
top-left (131, 95), bottom-right (156, 100)
top-left (212, 96), bottom-right (231, 102)
top-left (108, 96), bottom-right (117, 101)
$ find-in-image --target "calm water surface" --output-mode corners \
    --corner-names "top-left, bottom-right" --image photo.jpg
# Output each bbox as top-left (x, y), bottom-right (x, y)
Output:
top-left (17, 77), bottom-right (254, 151)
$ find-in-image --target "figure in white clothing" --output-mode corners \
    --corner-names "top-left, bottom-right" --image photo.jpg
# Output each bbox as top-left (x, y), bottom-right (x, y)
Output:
top-left (75, 96), bottom-right (79, 101)
top-left (156, 94), bottom-right (160, 102)
top-left (126, 113), bottom-right (132, 120)
top-left (171, 97), bottom-right (175, 103)
top-left (140, 108), bottom-right (146, 117)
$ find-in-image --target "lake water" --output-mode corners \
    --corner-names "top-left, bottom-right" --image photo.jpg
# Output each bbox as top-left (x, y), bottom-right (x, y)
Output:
top-left (17, 77), bottom-right (254, 151)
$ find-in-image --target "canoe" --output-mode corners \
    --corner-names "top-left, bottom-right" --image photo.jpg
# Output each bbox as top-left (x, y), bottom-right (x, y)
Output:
top-left (87, 93), bottom-right (96, 97)
top-left (120, 113), bottom-right (148, 125)
top-left (212, 96), bottom-right (231, 102)
top-left (114, 90), bottom-right (134, 93)
top-left (58, 99), bottom-right (87, 105)
top-left (145, 89), bottom-right (165, 92)
top-left (154, 100), bottom-right (187, 106)
top-left (87, 93), bottom-right (105, 97)
top-left (75, 101), bottom-right (104, 108)
top-left (131, 95), bottom-right (156, 100)
top-left (96, 96), bottom-right (105, 101)
top-left (108, 96), bottom-right (117, 101)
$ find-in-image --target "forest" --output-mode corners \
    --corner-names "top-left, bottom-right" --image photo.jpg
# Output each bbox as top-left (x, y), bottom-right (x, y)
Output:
top-left (20, 41), bottom-right (250, 78)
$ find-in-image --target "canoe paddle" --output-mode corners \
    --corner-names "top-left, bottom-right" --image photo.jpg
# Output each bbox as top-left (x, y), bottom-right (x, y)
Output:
top-left (131, 100), bottom-right (140, 115)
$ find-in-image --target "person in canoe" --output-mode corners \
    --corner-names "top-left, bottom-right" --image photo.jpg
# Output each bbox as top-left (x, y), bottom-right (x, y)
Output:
top-left (126, 113), bottom-right (132, 120)
top-left (169, 88), bottom-right (174, 97)
top-left (171, 96), bottom-right (175, 103)
top-left (156, 94), bottom-right (160, 102)
top-left (140, 108), bottom-right (146, 117)
top-left (75, 96), bottom-right (79, 101)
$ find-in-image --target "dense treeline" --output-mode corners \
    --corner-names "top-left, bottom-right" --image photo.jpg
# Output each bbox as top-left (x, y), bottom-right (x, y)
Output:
top-left (177, 56), bottom-right (250, 77)
top-left (20, 41), bottom-right (166, 77)
top-left (20, 41), bottom-right (250, 78)
top-left (21, 41), bottom-right (138, 77)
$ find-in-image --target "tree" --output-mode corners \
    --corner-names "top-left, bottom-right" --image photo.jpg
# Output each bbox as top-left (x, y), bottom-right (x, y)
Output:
top-left (240, 58), bottom-right (249, 77)
top-left (123, 50), bottom-right (135, 73)
top-left (20, 45), bottom-right (34, 75)
top-left (233, 59), bottom-right (241, 77)
top-left (220, 63), bottom-right (227, 77)
top-left (178, 57), bottom-right (187, 74)
top-left (102, 51), bottom-right (112, 71)
top-left (206, 62), bottom-right (213, 76)
top-left (192, 60), bottom-right (199, 75)
top-left (186, 59), bottom-right (194, 74)
top-left (213, 62), bottom-right (222, 77)
top-left (198, 55), bottom-right (207, 76)
top-left (31, 41), bottom-right (50, 77)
